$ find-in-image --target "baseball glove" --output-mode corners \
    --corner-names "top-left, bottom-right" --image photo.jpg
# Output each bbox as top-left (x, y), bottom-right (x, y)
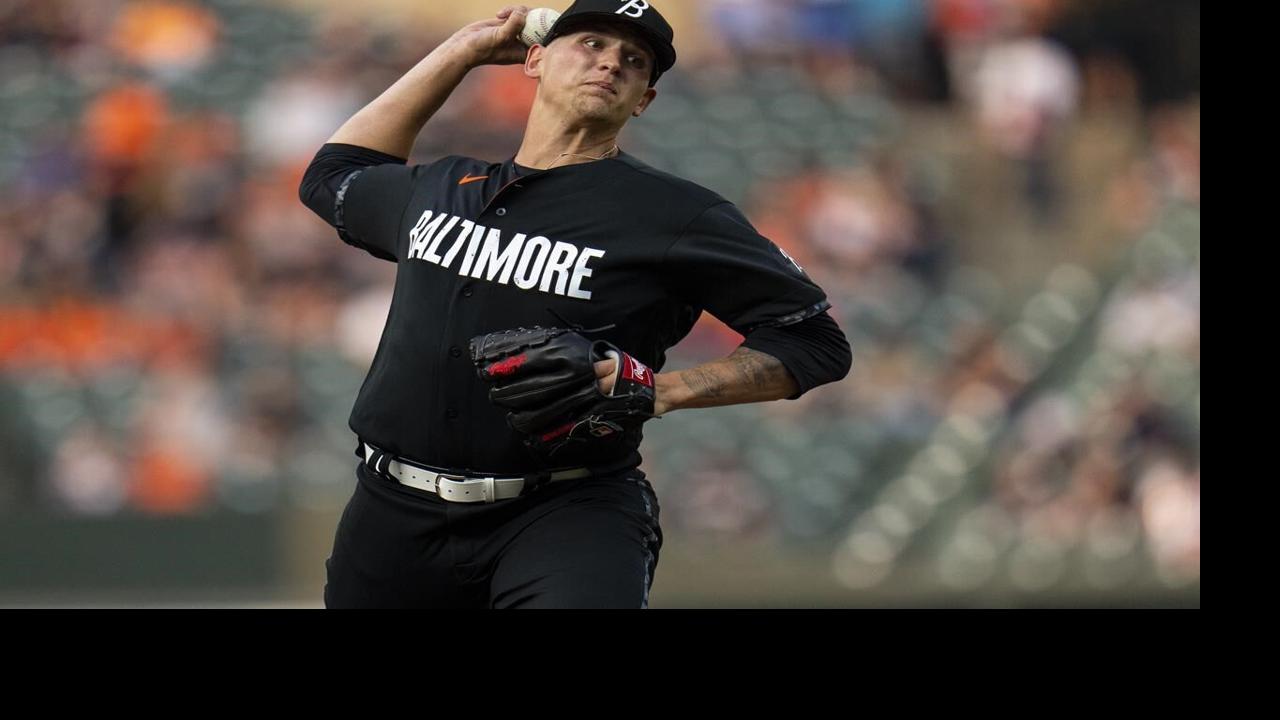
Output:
top-left (469, 326), bottom-right (657, 462)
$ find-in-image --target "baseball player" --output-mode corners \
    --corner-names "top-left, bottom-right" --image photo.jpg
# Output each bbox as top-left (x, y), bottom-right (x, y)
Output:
top-left (298, 0), bottom-right (852, 608)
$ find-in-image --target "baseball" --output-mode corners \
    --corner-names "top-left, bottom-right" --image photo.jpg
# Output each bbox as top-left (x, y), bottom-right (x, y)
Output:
top-left (519, 7), bottom-right (561, 47)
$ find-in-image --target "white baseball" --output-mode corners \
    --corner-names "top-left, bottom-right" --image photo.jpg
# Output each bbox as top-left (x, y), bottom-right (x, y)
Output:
top-left (519, 7), bottom-right (561, 47)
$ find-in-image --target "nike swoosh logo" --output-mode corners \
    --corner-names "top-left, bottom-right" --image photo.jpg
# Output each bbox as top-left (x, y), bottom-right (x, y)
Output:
top-left (458, 174), bottom-right (488, 185)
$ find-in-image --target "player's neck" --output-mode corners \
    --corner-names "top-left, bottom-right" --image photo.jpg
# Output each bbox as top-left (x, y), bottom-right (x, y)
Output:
top-left (515, 111), bottom-right (622, 170)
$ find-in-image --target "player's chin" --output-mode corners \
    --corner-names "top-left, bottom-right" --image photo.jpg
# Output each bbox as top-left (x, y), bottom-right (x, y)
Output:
top-left (569, 95), bottom-right (628, 124)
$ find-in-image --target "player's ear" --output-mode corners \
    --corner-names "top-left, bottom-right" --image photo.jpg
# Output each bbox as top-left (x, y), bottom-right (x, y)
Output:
top-left (524, 43), bottom-right (544, 80)
top-left (631, 87), bottom-right (657, 117)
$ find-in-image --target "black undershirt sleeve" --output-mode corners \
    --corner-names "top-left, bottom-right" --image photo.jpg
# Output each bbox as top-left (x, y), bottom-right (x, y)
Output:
top-left (298, 142), bottom-right (411, 262)
top-left (739, 310), bottom-right (852, 400)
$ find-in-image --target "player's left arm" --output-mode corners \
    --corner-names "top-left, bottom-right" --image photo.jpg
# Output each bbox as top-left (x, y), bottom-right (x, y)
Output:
top-left (596, 310), bottom-right (851, 416)
top-left (652, 345), bottom-right (799, 416)
top-left (628, 199), bottom-right (853, 415)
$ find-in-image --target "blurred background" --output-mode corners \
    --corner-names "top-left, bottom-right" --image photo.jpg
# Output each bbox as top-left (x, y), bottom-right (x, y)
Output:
top-left (0, 0), bottom-right (1198, 607)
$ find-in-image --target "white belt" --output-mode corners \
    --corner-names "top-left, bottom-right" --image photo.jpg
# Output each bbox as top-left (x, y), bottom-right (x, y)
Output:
top-left (363, 443), bottom-right (591, 503)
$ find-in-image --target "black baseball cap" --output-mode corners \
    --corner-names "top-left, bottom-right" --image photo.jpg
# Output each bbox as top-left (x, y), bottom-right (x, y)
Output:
top-left (541, 0), bottom-right (677, 86)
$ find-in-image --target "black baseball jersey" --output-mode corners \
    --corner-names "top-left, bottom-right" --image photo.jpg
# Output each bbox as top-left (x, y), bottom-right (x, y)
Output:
top-left (301, 143), bottom-right (850, 474)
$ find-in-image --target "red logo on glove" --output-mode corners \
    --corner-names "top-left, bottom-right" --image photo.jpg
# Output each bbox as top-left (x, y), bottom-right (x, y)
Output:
top-left (621, 355), bottom-right (653, 387)
top-left (486, 353), bottom-right (527, 378)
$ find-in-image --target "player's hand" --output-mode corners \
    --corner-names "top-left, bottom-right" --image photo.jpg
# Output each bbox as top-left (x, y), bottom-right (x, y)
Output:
top-left (471, 326), bottom-right (658, 463)
top-left (597, 357), bottom-right (674, 417)
top-left (594, 358), bottom-right (617, 395)
top-left (447, 5), bottom-right (530, 68)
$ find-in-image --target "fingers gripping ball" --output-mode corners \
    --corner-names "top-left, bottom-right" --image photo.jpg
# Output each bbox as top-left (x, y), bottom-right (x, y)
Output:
top-left (520, 7), bottom-right (561, 47)
top-left (470, 326), bottom-right (657, 460)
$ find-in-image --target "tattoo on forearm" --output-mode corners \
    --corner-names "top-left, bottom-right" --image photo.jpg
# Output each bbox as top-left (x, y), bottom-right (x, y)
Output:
top-left (682, 366), bottom-right (727, 399)
top-left (730, 346), bottom-right (777, 391)
top-left (677, 347), bottom-right (796, 410)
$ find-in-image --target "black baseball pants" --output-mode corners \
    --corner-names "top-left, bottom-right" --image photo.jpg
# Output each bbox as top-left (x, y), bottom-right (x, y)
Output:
top-left (323, 459), bottom-right (664, 608)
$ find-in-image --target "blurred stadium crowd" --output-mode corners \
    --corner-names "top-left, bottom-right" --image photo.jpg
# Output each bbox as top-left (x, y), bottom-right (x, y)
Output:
top-left (0, 0), bottom-right (1197, 597)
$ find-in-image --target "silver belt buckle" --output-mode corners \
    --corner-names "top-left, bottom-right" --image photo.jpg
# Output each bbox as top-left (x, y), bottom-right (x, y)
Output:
top-left (435, 473), bottom-right (468, 501)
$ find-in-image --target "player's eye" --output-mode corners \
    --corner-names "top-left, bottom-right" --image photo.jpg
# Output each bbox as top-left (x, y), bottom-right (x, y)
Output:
top-left (627, 54), bottom-right (647, 69)
top-left (583, 37), bottom-right (601, 49)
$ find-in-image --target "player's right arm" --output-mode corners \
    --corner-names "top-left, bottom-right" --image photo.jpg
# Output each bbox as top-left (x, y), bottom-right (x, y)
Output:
top-left (327, 5), bottom-right (531, 158)
top-left (299, 6), bottom-right (529, 259)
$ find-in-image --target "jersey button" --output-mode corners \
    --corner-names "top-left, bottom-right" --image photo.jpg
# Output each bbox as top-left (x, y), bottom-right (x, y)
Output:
top-left (462, 287), bottom-right (473, 297)
top-left (446, 408), bottom-right (459, 420)
top-left (449, 346), bottom-right (461, 358)
top-left (495, 208), bottom-right (507, 216)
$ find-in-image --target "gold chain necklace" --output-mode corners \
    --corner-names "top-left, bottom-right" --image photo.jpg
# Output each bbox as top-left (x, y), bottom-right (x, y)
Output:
top-left (546, 144), bottom-right (620, 169)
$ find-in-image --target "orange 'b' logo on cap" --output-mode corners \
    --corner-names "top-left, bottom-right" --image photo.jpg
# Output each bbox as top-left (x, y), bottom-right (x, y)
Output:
top-left (616, 0), bottom-right (650, 18)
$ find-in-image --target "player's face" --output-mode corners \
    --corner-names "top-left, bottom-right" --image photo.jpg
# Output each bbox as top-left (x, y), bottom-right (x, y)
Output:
top-left (528, 24), bottom-right (658, 127)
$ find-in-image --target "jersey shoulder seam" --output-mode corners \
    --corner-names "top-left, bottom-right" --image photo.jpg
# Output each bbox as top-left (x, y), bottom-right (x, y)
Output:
top-left (394, 155), bottom-right (499, 258)
top-left (608, 155), bottom-right (735, 272)
top-left (657, 199), bottom-right (736, 268)
top-left (393, 156), bottom-right (471, 258)
top-left (612, 154), bottom-right (725, 200)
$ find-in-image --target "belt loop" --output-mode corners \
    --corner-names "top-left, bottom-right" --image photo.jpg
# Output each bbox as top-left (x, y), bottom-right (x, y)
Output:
top-left (522, 470), bottom-right (553, 496)
top-left (361, 442), bottom-right (391, 478)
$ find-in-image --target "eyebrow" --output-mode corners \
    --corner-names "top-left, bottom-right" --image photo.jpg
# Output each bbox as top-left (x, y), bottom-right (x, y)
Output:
top-left (625, 44), bottom-right (652, 63)
top-left (579, 31), bottom-right (652, 64)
